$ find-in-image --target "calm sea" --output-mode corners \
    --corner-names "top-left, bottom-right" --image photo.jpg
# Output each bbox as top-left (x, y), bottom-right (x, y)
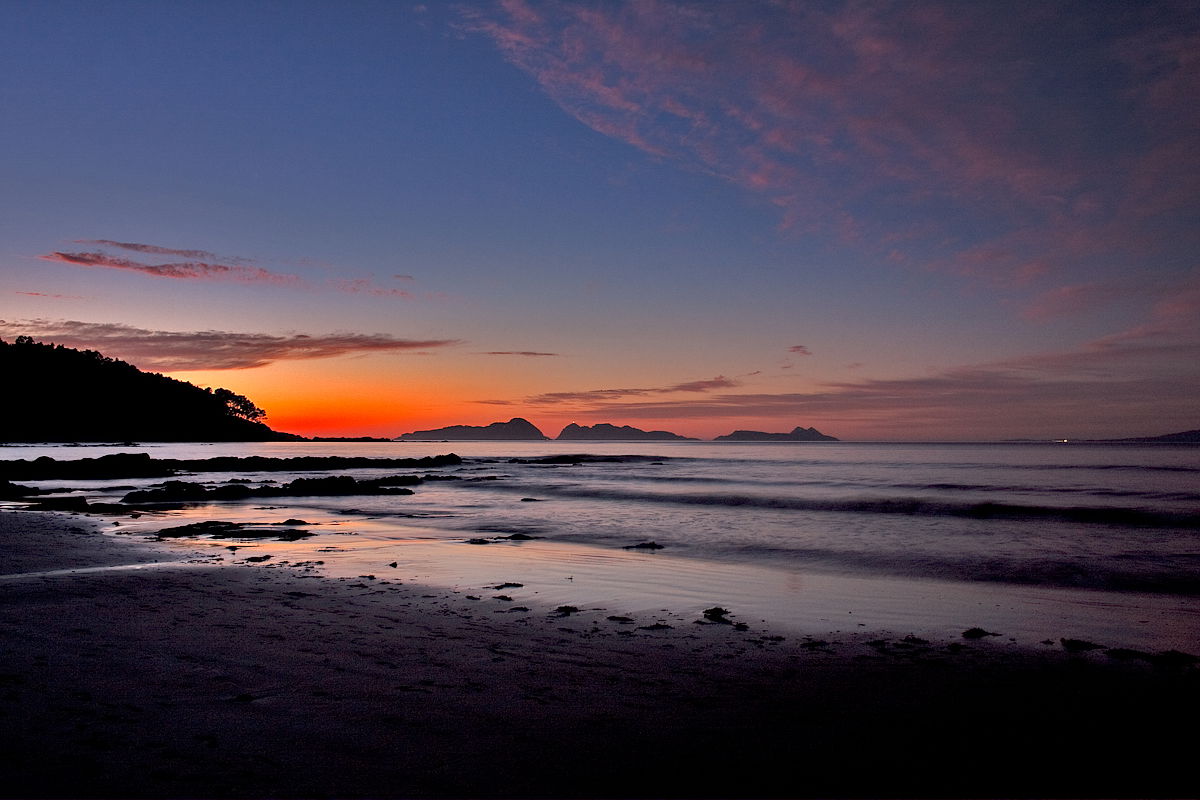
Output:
top-left (7, 440), bottom-right (1199, 597)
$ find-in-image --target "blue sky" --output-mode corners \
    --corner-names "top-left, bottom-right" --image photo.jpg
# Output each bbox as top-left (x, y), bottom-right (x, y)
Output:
top-left (2, 0), bottom-right (1197, 439)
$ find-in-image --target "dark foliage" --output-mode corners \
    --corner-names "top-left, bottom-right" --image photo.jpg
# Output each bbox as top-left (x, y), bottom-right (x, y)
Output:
top-left (0, 337), bottom-right (297, 442)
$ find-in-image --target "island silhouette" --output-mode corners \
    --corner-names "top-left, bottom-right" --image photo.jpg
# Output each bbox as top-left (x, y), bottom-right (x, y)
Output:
top-left (396, 418), bottom-right (549, 441)
top-left (556, 423), bottom-right (697, 441)
top-left (714, 426), bottom-right (839, 442)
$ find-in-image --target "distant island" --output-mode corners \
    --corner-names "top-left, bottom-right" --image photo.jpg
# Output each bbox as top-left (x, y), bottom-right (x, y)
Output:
top-left (714, 426), bottom-right (838, 442)
top-left (0, 337), bottom-right (298, 443)
top-left (1104, 429), bottom-right (1200, 444)
top-left (556, 423), bottom-right (697, 441)
top-left (396, 418), bottom-right (549, 441)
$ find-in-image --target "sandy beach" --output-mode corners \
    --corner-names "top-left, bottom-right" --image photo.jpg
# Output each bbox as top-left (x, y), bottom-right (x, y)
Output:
top-left (2, 508), bottom-right (1197, 799)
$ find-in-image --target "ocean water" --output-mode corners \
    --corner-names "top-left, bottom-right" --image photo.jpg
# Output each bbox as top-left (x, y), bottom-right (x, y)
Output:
top-left (5, 440), bottom-right (1199, 648)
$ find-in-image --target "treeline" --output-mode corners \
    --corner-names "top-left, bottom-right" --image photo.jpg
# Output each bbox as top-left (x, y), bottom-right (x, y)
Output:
top-left (0, 337), bottom-right (297, 443)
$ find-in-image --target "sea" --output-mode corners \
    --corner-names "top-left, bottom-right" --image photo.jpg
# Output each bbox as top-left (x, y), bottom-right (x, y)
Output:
top-left (4, 440), bottom-right (1199, 651)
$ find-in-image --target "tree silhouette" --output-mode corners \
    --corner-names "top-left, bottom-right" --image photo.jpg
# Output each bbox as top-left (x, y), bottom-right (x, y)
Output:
top-left (0, 337), bottom-right (296, 442)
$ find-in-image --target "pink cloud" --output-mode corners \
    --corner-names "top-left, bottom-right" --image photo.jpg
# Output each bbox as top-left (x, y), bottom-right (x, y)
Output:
top-left (41, 251), bottom-right (299, 285)
top-left (522, 374), bottom-right (738, 406)
top-left (330, 277), bottom-right (413, 298)
top-left (480, 351), bottom-right (561, 357)
top-left (0, 319), bottom-right (461, 371)
top-left (788, 345), bottom-right (812, 355)
top-left (467, 1), bottom-right (1200, 292)
top-left (73, 240), bottom-right (224, 261)
top-left (13, 291), bottom-right (82, 300)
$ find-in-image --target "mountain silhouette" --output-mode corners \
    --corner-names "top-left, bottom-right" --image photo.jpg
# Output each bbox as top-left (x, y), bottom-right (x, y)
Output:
top-left (396, 418), bottom-right (549, 440)
top-left (1, 336), bottom-right (297, 442)
top-left (556, 423), bottom-right (696, 441)
top-left (714, 426), bottom-right (838, 442)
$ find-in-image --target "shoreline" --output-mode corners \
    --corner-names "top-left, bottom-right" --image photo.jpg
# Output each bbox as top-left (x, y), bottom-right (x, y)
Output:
top-left (2, 509), bottom-right (1198, 798)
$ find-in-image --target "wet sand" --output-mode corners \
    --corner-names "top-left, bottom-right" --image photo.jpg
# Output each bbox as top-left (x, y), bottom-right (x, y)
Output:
top-left (1, 509), bottom-right (1197, 799)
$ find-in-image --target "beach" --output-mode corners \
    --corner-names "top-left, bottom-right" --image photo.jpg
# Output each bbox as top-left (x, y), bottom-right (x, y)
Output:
top-left (2, 508), bottom-right (1197, 799)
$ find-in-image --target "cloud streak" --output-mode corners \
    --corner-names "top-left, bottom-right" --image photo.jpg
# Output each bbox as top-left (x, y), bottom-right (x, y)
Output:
top-left (480, 351), bottom-right (561, 357)
top-left (541, 312), bottom-right (1200, 438)
top-left (13, 291), bottom-right (81, 300)
top-left (330, 277), bottom-right (413, 298)
top-left (73, 240), bottom-right (226, 261)
top-left (41, 251), bottom-right (299, 285)
top-left (0, 319), bottom-right (461, 371)
top-left (521, 375), bottom-right (738, 405)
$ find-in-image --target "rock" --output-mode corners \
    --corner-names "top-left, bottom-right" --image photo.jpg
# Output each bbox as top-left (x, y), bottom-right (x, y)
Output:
top-left (490, 583), bottom-right (524, 590)
top-left (553, 606), bottom-right (581, 617)
top-left (637, 623), bottom-right (673, 631)
top-left (623, 541), bottom-right (665, 550)
top-left (702, 606), bottom-right (733, 624)
top-left (607, 616), bottom-right (634, 624)
top-left (962, 627), bottom-right (1000, 639)
top-left (1060, 638), bottom-right (1105, 652)
top-left (244, 555), bottom-right (271, 563)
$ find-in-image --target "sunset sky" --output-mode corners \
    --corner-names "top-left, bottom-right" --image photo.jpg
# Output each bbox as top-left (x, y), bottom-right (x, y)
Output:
top-left (2, 0), bottom-right (1197, 440)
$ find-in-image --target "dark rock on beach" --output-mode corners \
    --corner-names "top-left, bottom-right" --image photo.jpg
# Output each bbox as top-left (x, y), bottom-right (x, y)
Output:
top-left (962, 627), bottom-right (1001, 639)
top-left (0, 453), bottom-right (462, 482)
top-left (123, 475), bottom-right (420, 503)
top-left (702, 607), bottom-right (733, 624)
top-left (156, 521), bottom-right (314, 541)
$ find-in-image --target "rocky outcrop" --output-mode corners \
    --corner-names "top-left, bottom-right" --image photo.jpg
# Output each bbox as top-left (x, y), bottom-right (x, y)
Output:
top-left (556, 423), bottom-right (696, 441)
top-left (713, 426), bottom-right (838, 442)
top-left (397, 418), bottom-right (548, 441)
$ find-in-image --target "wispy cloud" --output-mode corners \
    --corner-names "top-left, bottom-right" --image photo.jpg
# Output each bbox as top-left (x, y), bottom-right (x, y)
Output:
top-left (73, 240), bottom-right (228, 261)
top-left (0, 319), bottom-right (461, 371)
top-left (43, 240), bottom-right (421, 299)
top-left (330, 277), bottom-right (413, 298)
top-left (480, 351), bottom-right (561, 357)
top-left (788, 345), bottom-right (812, 355)
top-left (519, 375), bottom-right (738, 405)
top-left (13, 291), bottom-right (82, 300)
top-left (40, 251), bottom-right (299, 285)
top-left (467, 1), bottom-right (1200, 291)
top-left (537, 314), bottom-right (1200, 437)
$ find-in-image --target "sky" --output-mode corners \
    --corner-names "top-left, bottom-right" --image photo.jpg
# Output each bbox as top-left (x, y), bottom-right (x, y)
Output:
top-left (1, 0), bottom-right (1197, 441)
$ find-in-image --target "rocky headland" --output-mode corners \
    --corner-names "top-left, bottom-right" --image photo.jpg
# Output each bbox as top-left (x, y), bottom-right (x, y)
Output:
top-left (0, 337), bottom-right (298, 443)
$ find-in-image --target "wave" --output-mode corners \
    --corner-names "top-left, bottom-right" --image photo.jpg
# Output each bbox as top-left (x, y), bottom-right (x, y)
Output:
top-left (715, 543), bottom-right (1200, 596)
top-left (520, 470), bottom-right (1200, 503)
top-left (463, 482), bottom-right (1200, 530)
